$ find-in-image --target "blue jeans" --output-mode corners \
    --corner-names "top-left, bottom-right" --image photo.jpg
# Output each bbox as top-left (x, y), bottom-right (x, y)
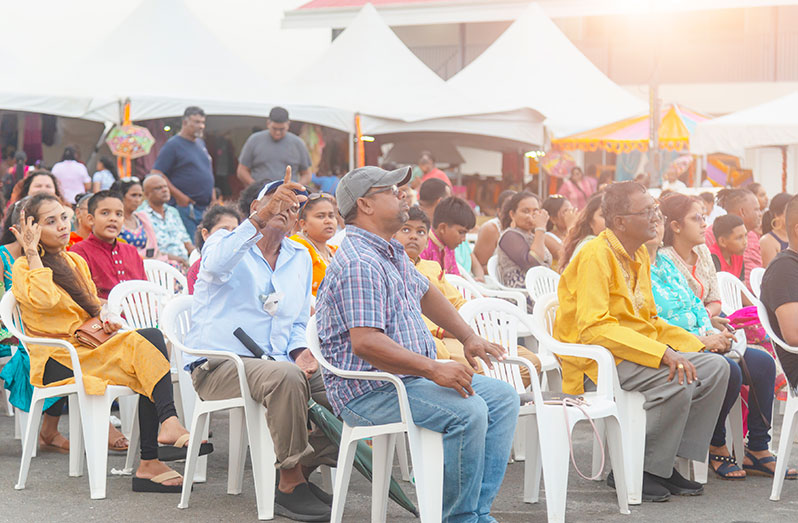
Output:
top-left (712, 348), bottom-right (776, 452)
top-left (176, 203), bottom-right (207, 239)
top-left (340, 374), bottom-right (519, 523)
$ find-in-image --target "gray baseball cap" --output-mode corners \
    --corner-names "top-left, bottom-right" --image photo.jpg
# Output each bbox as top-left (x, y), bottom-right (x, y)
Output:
top-left (336, 165), bottom-right (412, 217)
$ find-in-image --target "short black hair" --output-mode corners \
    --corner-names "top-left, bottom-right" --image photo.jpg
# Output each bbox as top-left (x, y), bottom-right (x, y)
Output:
top-left (407, 206), bottom-right (430, 230)
top-left (699, 192), bottom-right (715, 205)
top-left (432, 196), bottom-right (475, 229)
top-left (601, 181), bottom-right (646, 227)
top-left (195, 205), bottom-right (241, 249)
top-left (419, 150), bottom-right (435, 163)
top-left (762, 192), bottom-right (793, 235)
top-left (109, 178), bottom-right (141, 198)
top-left (237, 179), bottom-right (269, 216)
top-left (717, 188), bottom-right (752, 213)
top-left (183, 106), bottom-right (205, 119)
top-left (269, 106), bottom-right (289, 123)
top-left (713, 214), bottom-right (744, 239)
top-left (418, 178), bottom-right (449, 204)
top-left (87, 190), bottom-right (123, 215)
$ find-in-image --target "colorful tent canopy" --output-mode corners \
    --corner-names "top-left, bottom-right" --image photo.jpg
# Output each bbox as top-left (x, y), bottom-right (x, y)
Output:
top-left (552, 104), bottom-right (711, 153)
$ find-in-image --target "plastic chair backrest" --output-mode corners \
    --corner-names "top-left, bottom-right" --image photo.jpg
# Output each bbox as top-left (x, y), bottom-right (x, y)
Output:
top-left (750, 267), bottom-right (765, 298)
top-left (756, 299), bottom-right (798, 356)
top-left (532, 292), bottom-right (559, 339)
top-left (525, 266), bottom-right (561, 302)
top-left (486, 255), bottom-right (500, 281)
top-left (458, 298), bottom-right (528, 393)
top-left (455, 263), bottom-right (477, 284)
top-left (446, 274), bottom-right (485, 302)
top-left (716, 271), bottom-right (755, 316)
top-left (143, 259), bottom-right (188, 297)
top-left (108, 280), bottom-right (169, 330)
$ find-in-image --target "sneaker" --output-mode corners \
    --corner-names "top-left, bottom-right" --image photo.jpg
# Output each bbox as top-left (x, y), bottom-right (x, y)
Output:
top-left (606, 470), bottom-right (670, 502)
top-left (648, 468), bottom-right (704, 496)
top-left (307, 481), bottom-right (332, 506)
top-left (275, 482), bottom-right (332, 522)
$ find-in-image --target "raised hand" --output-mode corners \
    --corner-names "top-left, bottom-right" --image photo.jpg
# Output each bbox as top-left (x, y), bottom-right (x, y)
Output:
top-left (251, 166), bottom-right (308, 227)
top-left (532, 208), bottom-right (549, 230)
top-left (9, 210), bottom-right (41, 257)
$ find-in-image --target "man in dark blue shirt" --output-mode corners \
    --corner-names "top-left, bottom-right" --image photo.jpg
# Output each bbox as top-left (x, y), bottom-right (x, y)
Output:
top-left (152, 106), bottom-right (214, 237)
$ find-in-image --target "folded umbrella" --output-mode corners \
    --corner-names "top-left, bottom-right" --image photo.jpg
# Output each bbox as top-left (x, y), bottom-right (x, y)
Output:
top-left (307, 399), bottom-right (419, 516)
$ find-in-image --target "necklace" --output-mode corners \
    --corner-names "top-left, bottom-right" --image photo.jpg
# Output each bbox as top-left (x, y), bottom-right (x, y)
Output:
top-left (300, 231), bottom-right (331, 263)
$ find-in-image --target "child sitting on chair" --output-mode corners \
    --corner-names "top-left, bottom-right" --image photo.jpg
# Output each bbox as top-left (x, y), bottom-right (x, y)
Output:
top-left (709, 214), bottom-right (748, 282)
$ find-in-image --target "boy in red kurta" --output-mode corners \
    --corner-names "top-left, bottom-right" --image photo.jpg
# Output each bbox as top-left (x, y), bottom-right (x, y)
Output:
top-left (70, 190), bottom-right (146, 299)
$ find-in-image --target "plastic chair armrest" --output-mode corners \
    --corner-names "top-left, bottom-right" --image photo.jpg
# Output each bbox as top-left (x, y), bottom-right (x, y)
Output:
top-left (479, 288), bottom-right (527, 309)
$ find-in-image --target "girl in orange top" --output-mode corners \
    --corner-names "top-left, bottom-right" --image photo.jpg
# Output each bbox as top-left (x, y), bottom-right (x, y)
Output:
top-left (289, 193), bottom-right (338, 296)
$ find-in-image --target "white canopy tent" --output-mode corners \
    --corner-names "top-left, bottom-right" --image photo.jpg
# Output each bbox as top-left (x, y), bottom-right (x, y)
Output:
top-left (447, 3), bottom-right (647, 137)
top-left (0, 0), bottom-right (352, 131)
top-left (292, 3), bottom-right (545, 149)
top-left (691, 91), bottom-right (798, 157)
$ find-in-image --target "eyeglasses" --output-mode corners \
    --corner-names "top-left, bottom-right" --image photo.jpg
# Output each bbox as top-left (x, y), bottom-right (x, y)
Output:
top-left (689, 213), bottom-right (707, 223)
top-left (366, 185), bottom-right (400, 198)
top-left (308, 192), bottom-right (334, 202)
top-left (620, 204), bottom-right (660, 220)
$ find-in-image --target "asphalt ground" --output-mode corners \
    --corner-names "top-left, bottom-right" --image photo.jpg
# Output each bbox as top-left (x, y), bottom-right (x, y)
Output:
top-left (2, 408), bottom-right (798, 522)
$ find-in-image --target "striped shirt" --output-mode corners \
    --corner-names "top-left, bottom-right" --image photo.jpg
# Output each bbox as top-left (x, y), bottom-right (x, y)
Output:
top-left (316, 225), bottom-right (436, 415)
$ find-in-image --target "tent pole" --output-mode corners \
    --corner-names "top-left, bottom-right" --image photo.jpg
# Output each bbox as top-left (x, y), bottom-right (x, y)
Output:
top-left (348, 131), bottom-right (355, 171)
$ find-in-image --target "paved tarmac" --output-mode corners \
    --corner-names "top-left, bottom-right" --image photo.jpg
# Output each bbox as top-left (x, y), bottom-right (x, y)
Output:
top-left (2, 408), bottom-right (798, 522)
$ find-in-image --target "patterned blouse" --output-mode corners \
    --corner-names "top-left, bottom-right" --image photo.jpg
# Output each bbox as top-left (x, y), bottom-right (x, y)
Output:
top-left (659, 244), bottom-right (721, 307)
top-left (650, 251), bottom-right (713, 335)
top-left (119, 215), bottom-right (149, 249)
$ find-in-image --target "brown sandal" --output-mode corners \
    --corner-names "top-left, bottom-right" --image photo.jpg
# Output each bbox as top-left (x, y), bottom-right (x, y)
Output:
top-left (39, 433), bottom-right (69, 454)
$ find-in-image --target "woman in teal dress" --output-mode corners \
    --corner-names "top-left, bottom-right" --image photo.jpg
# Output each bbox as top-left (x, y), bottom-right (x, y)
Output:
top-left (647, 211), bottom-right (790, 480)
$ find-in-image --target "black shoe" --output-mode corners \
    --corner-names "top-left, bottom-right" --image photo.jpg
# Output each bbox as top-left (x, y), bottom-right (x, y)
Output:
top-left (607, 470), bottom-right (671, 502)
top-left (275, 483), bottom-right (331, 522)
top-left (307, 481), bottom-right (333, 506)
top-left (649, 468), bottom-right (704, 496)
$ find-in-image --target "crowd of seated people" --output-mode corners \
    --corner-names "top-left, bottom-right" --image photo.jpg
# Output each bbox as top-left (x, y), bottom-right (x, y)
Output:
top-left (4, 137), bottom-right (798, 522)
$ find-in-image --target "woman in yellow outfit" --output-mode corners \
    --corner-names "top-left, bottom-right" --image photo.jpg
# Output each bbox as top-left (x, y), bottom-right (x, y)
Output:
top-left (395, 207), bottom-right (541, 387)
top-left (11, 194), bottom-right (209, 493)
top-left (289, 193), bottom-right (338, 296)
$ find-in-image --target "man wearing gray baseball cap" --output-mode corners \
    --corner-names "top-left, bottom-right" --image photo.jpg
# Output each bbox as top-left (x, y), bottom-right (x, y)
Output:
top-left (317, 165), bottom-right (520, 521)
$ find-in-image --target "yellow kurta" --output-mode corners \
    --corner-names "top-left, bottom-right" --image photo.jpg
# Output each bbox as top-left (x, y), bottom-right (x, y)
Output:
top-left (289, 235), bottom-right (338, 297)
top-left (12, 252), bottom-right (171, 398)
top-left (414, 258), bottom-right (540, 385)
top-left (554, 229), bottom-right (704, 394)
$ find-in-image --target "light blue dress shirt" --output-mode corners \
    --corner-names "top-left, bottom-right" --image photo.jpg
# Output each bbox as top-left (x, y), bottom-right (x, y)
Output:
top-left (184, 219), bottom-right (313, 368)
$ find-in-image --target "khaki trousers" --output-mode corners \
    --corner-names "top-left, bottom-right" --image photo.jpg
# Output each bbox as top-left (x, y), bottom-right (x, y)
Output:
top-left (192, 358), bottom-right (337, 470)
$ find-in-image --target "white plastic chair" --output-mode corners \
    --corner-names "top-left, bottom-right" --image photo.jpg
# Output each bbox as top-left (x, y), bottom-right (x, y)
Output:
top-left (107, 280), bottom-right (195, 439)
top-left (524, 266), bottom-right (561, 302)
top-left (533, 294), bottom-right (647, 504)
top-left (756, 299), bottom-right (798, 501)
top-left (750, 267), bottom-right (765, 298)
top-left (459, 297), bottom-right (629, 522)
top-left (306, 317), bottom-right (444, 523)
top-left (143, 259), bottom-right (188, 297)
top-left (162, 296), bottom-right (276, 520)
top-left (188, 248), bottom-right (201, 266)
top-left (717, 271), bottom-right (757, 316)
top-left (0, 292), bottom-right (138, 499)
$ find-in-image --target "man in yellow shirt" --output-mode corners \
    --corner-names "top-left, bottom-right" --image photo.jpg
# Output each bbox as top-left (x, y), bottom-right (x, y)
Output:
top-left (554, 181), bottom-right (729, 502)
top-left (395, 207), bottom-right (540, 385)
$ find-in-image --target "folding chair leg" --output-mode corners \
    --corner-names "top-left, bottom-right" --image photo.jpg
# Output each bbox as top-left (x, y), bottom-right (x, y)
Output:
top-left (227, 408), bottom-right (247, 495)
top-left (407, 428), bottom-right (444, 523)
top-left (246, 404), bottom-right (275, 521)
top-left (771, 397), bottom-right (798, 501)
top-left (522, 416), bottom-right (542, 503)
top-left (15, 396), bottom-right (46, 490)
top-left (67, 395), bottom-right (83, 477)
top-left (330, 425), bottom-right (358, 523)
top-left (538, 420), bottom-right (572, 523)
top-left (194, 414), bottom-right (210, 483)
top-left (604, 416), bottom-right (630, 515)
top-left (371, 434), bottom-right (396, 523)
top-left (513, 421), bottom-right (526, 461)
top-left (179, 411), bottom-right (209, 510)
top-left (80, 395), bottom-right (113, 499)
top-left (395, 433), bottom-right (411, 481)
top-left (591, 418), bottom-right (606, 478)
top-left (123, 400), bottom-right (140, 473)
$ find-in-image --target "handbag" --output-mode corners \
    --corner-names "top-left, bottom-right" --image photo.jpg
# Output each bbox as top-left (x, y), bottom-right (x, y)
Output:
top-left (74, 317), bottom-right (114, 348)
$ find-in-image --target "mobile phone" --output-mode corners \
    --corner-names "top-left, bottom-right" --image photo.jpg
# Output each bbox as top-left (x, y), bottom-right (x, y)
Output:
top-left (146, 248), bottom-right (155, 257)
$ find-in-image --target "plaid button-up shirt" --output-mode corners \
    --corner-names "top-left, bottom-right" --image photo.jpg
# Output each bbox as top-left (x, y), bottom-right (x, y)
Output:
top-left (316, 225), bottom-right (436, 415)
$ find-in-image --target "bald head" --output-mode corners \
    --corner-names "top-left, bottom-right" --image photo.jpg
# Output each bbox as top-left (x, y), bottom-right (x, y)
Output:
top-left (143, 174), bottom-right (170, 205)
top-left (785, 195), bottom-right (798, 248)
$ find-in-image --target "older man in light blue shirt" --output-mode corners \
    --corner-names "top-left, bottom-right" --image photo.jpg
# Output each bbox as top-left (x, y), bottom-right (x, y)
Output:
top-left (186, 171), bottom-right (335, 522)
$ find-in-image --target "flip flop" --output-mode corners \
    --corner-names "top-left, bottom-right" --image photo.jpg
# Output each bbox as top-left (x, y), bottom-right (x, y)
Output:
top-left (132, 470), bottom-right (185, 493)
top-left (39, 434), bottom-right (69, 454)
top-left (108, 433), bottom-right (129, 453)
top-left (157, 433), bottom-right (213, 462)
top-left (709, 453), bottom-right (746, 480)
top-left (743, 451), bottom-right (798, 480)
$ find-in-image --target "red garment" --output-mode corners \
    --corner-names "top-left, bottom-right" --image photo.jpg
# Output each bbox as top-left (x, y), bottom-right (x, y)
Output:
top-left (187, 257), bottom-right (201, 294)
top-left (708, 242), bottom-right (745, 280)
top-left (421, 168), bottom-right (452, 188)
top-left (67, 231), bottom-right (84, 250)
top-left (70, 233), bottom-right (146, 299)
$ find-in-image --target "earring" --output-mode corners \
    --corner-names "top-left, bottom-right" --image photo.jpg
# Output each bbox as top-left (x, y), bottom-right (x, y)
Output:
top-left (37, 244), bottom-right (45, 257)
top-left (772, 219), bottom-right (778, 230)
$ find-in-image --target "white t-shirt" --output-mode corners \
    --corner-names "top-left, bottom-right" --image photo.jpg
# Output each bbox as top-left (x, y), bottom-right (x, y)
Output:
top-left (92, 169), bottom-right (116, 191)
top-left (52, 160), bottom-right (90, 203)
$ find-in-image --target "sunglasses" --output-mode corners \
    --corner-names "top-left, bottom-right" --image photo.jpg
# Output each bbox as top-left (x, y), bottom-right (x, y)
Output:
top-left (366, 185), bottom-right (400, 198)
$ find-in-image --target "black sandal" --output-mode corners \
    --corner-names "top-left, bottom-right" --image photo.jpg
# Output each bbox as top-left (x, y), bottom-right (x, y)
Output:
top-left (709, 453), bottom-right (746, 480)
top-left (132, 470), bottom-right (186, 493)
top-left (743, 451), bottom-right (798, 480)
